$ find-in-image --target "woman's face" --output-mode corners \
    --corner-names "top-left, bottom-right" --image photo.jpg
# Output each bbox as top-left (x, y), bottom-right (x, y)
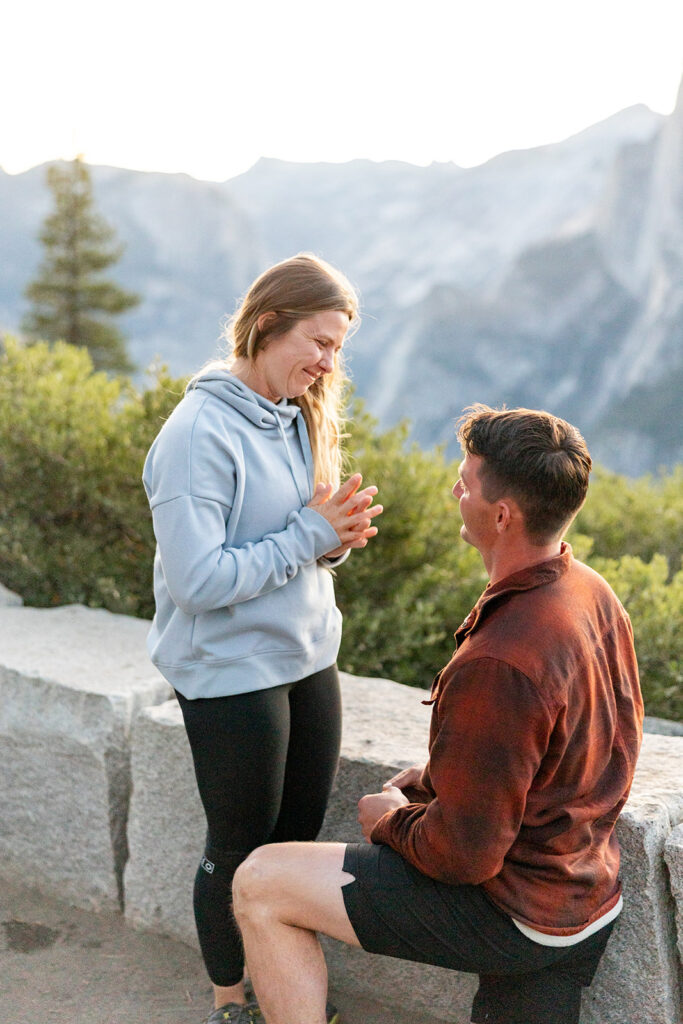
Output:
top-left (254, 310), bottom-right (349, 402)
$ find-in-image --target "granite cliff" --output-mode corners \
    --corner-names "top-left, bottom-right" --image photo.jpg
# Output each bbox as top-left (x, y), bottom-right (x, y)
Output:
top-left (2, 85), bottom-right (681, 473)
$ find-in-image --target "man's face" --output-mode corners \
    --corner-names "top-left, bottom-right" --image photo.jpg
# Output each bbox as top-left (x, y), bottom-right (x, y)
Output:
top-left (452, 453), bottom-right (499, 553)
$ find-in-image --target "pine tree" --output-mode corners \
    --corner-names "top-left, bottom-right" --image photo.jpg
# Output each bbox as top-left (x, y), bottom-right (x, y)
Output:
top-left (22, 157), bottom-right (139, 373)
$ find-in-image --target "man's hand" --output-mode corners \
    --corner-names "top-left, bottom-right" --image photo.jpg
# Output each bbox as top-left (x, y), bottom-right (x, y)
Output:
top-left (384, 765), bottom-right (426, 792)
top-left (357, 785), bottom-right (409, 842)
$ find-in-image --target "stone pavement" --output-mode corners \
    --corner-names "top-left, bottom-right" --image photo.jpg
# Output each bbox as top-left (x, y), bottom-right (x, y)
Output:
top-left (0, 874), bottom-right (435, 1024)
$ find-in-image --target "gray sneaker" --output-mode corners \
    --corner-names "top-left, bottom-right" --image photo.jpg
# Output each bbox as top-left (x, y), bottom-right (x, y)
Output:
top-left (205, 1002), bottom-right (262, 1023)
top-left (233, 984), bottom-right (340, 1023)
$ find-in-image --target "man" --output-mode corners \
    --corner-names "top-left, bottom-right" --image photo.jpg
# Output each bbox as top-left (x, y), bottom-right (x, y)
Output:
top-left (232, 405), bottom-right (643, 1024)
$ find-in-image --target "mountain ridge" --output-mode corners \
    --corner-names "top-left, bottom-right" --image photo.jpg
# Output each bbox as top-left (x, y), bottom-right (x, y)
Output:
top-left (1, 96), bottom-right (681, 474)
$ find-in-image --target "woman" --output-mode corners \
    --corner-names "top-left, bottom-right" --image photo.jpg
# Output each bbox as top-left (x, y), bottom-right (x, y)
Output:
top-left (142, 254), bottom-right (381, 1023)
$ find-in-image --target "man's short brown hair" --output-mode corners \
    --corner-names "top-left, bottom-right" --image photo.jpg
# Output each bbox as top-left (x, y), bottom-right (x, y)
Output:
top-left (457, 405), bottom-right (592, 544)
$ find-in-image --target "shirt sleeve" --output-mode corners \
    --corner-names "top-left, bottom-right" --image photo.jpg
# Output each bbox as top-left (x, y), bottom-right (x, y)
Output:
top-left (370, 657), bottom-right (555, 885)
top-left (151, 496), bottom-right (341, 615)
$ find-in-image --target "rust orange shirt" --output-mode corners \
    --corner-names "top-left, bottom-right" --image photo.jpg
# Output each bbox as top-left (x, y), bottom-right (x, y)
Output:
top-left (371, 544), bottom-right (643, 935)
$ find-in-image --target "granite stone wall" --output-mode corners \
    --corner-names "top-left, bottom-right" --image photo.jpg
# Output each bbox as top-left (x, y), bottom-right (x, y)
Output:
top-left (1, 602), bottom-right (682, 1023)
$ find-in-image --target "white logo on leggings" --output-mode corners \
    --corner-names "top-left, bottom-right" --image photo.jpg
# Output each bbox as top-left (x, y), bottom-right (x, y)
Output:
top-left (201, 857), bottom-right (215, 874)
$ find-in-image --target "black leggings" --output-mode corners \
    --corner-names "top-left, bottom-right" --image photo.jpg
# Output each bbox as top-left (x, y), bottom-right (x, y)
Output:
top-left (176, 665), bottom-right (342, 986)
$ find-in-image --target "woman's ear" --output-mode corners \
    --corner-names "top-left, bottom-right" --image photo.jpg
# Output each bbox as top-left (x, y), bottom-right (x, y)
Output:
top-left (256, 311), bottom-right (278, 334)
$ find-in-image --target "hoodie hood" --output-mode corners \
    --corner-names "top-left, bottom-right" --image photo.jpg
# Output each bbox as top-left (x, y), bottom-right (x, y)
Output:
top-left (190, 368), bottom-right (312, 505)
top-left (190, 369), bottom-right (301, 429)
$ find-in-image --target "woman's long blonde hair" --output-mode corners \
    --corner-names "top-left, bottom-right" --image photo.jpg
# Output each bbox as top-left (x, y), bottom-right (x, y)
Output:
top-left (223, 253), bottom-right (359, 487)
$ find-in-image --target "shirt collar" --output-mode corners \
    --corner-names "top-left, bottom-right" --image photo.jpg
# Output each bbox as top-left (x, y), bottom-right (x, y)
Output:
top-left (455, 542), bottom-right (574, 645)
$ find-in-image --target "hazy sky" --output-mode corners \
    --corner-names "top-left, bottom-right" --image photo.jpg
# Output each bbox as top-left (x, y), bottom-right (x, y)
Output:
top-left (2, 0), bottom-right (682, 182)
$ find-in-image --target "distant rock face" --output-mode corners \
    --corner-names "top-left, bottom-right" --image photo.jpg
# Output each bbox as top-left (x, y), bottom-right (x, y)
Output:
top-left (350, 98), bottom-right (683, 471)
top-left (0, 165), bottom-right (261, 375)
top-left (2, 93), bottom-right (681, 473)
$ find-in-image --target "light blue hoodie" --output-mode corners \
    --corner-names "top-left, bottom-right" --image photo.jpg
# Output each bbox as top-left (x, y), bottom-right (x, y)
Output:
top-left (142, 370), bottom-right (345, 698)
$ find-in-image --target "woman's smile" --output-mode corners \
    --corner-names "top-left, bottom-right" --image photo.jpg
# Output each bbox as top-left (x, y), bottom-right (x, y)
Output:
top-left (238, 310), bottom-right (349, 402)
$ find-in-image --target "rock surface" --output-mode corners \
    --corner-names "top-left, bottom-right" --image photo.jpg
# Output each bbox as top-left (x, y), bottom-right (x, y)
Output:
top-left (0, 605), bottom-right (171, 910)
top-left (0, 871), bottom-right (429, 1024)
top-left (0, 581), bottom-right (23, 606)
top-left (582, 798), bottom-right (683, 1024)
top-left (664, 824), bottom-right (683, 970)
top-left (124, 699), bottom-right (204, 943)
top-left (124, 670), bottom-right (683, 1024)
top-left (644, 715), bottom-right (683, 736)
top-left (1, 604), bottom-right (681, 1022)
top-left (2, 92), bottom-right (682, 473)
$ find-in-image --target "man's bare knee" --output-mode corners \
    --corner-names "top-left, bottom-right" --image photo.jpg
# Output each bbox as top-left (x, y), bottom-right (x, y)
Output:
top-left (233, 845), bottom-right (290, 921)
top-left (235, 842), bottom-right (360, 947)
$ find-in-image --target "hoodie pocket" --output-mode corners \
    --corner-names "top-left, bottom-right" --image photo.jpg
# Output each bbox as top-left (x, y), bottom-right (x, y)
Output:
top-left (190, 607), bottom-right (235, 660)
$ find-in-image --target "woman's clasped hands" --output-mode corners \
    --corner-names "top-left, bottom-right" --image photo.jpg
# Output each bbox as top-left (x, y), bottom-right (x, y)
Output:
top-left (308, 472), bottom-right (383, 556)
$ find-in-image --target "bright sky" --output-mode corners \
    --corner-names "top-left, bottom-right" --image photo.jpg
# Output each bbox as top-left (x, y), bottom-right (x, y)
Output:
top-left (2, 0), bottom-right (682, 183)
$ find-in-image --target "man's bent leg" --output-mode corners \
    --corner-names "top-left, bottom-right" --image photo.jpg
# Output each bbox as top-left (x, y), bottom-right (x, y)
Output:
top-left (233, 841), bottom-right (360, 1024)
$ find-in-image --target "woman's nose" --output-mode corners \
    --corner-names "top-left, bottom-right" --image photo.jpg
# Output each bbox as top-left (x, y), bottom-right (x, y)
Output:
top-left (318, 351), bottom-right (334, 373)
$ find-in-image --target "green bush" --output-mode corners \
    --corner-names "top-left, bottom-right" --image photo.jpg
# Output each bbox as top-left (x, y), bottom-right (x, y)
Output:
top-left (590, 553), bottom-right (683, 721)
top-left (571, 465), bottom-right (683, 575)
top-left (0, 337), bottom-right (184, 615)
top-left (0, 338), bottom-right (680, 720)
top-left (336, 403), bottom-right (486, 686)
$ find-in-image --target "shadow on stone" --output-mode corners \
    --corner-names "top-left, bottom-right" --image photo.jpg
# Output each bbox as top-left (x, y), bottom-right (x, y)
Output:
top-left (3, 919), bottom-right (61, 953)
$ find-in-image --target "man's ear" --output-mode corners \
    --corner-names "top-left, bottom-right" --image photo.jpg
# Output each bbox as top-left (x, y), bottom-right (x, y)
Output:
top-left (495, 500), bottom-right (514, 533)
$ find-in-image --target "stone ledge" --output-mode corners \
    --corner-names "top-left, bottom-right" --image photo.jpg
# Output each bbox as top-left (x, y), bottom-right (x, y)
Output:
top-left (664, 824), bottom-right (683, 970)
top-left (1, 603), bottom-right (681, 1023)
top-left (125, 672), bottom-right (683, 1024)
top-left (0, 581), bottom-right (22, 606)
top-left (0, 605), bottom-right (172, 910)
top-left (124, 699), bottom-right (204, 944)
top-left (582, 798), bottom-right (682, 1024)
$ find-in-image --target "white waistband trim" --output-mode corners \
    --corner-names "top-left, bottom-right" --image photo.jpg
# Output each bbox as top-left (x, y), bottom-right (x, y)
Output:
top-left (512, 894), bottom-right (623, 947)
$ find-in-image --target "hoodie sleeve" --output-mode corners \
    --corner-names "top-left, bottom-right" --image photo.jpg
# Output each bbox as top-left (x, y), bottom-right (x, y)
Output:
top-left (318, 550), bottom-right (351, 569)
top-left (143, 394), bottom-right (341, 615)
top-left (149, 496), bottom-right (340, 615)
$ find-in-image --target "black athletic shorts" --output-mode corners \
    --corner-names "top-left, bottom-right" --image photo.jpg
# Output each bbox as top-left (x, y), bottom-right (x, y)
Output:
top-left (341, 843), bottom-right (613, 1024)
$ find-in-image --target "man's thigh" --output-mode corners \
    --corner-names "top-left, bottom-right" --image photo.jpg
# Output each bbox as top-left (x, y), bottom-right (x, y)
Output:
top-left (236, 841), bottom-right (612, 1024)
top-left (233, 840), bottom-right (362, 948)
top-left (340, 843), bottom-right (612, 1024)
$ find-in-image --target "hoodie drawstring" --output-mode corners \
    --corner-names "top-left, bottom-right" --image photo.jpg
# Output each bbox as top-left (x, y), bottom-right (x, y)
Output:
top-left (274, 409), bottom-right (310, 507)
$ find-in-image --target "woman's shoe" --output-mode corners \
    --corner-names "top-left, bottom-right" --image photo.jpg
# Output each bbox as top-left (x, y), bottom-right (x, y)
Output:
top-left (205, 1001), bottom-right (261, 1023)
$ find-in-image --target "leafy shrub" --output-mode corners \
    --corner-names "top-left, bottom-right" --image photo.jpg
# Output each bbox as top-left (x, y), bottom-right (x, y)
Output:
top-left (590, 553), bottom-right (683, 721)
top-left (336, 403), bottom-right (486, 686)
top-left (0, 337), bottom-right (184, 615)
top-left (571, 466), bottom-right (683, 575)
top-left (0, 338), bottom-right (680, 720)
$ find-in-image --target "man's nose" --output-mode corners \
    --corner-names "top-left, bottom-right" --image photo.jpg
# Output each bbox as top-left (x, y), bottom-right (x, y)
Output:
top-left (452, 480), bottom-right (462, 498)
